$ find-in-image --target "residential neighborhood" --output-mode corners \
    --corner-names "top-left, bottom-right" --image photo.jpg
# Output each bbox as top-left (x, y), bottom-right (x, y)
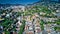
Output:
top-left (0, 0), bottom-right (60, 34)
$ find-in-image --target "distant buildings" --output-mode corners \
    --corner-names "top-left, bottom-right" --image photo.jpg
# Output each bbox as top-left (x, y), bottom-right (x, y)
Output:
top-left (40, 17), bottom-right (58, 22)
top-left (11, 6), bottom-right (25, 12)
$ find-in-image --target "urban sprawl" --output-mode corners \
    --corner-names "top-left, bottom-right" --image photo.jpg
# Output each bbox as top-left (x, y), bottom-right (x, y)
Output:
top-left (0, 1), bottom-right (60, 34)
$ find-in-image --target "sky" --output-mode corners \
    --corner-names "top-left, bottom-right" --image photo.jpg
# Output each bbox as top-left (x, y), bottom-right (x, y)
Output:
top-left (0, 0), bottom-right (40, 4)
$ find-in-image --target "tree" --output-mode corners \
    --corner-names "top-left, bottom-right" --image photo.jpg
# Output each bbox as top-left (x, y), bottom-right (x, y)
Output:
top-left (18, 20), bottom-right (26, 34)
top-left (40, 20), bottom-right (44, 30)
top-left (56, 19), bottom-right (60, 25)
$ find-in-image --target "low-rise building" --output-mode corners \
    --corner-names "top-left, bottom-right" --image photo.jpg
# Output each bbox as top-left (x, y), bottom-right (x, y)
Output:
top-left (0, 26), bottom-right (3, 34)
top-left (26, 31), bottom-right (34, 34)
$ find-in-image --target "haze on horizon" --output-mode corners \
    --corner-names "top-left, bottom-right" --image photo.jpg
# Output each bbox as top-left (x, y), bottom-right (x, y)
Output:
top-left (0, 0), bottom-right (59, 5)
top-left (0, 0), bottom-right (40, 5)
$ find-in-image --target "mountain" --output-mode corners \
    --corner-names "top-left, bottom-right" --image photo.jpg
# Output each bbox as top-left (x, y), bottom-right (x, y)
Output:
top-left (0, 0), bottom-right (60, 9)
